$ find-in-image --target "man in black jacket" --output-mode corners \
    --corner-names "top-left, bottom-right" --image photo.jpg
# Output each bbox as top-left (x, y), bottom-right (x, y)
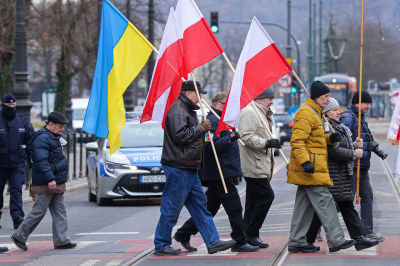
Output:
top-left (154, 81), bottom-right (236, 256)
top-left (11, 112), bottom-right (76, 251)
top-left (173, 92), bottom-right (259, 253)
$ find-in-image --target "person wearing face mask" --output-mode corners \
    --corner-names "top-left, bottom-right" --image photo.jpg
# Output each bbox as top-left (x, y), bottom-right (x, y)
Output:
top-left (0, 94), bottom-right (32, 230)
top-left (11, 111), bottom-right (77, 251)
top-left (305, 98), bottom-right (379, 252)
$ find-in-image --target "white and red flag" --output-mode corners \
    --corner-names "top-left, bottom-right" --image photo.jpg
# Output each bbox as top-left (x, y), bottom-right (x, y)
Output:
top-left (175, 0), bottom-right (224, 70)
top-left (216, 17), bottom-right (292, 135)
top-left (141, 8), bottom-right (188, 124)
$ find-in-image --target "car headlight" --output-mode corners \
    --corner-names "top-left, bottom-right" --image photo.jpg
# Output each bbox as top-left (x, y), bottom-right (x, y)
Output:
top-left (105, 161), bottom-right (138, 173)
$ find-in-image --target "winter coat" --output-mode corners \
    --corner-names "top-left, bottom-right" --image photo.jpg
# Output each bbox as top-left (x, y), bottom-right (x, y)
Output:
top-left (201, 108), bottom-right (242, 180)
top-left (31, 127), bottom-right (68, 186)
top-left (0, 113), bottom-right (32, 168)
top-left (326, 118), bottom-right (357, 202)
top-left (161, 95), bottom-right (204, 169)
top-left (287, 98), bottom-right (333, 186)
top-left (238, 102), bottom-right (274, 179)
top-left (339, 105), bottom-right (371, 170)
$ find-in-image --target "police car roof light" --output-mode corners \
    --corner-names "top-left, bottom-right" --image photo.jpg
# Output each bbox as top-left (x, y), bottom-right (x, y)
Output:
top-left (125, 111), bottom-right (143, 119)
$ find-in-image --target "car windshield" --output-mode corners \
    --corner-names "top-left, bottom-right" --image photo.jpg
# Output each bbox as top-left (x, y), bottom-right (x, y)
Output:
top-left (274, 114), bottom-right (292, 123)
top-left (73, 109), bottom-right (86, 120)
top-left (108, 122), bottom-right (164, 148)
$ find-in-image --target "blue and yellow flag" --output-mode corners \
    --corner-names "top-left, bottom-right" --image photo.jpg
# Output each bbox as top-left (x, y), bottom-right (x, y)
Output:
top-left (83, 0), bottom-right (154, 154)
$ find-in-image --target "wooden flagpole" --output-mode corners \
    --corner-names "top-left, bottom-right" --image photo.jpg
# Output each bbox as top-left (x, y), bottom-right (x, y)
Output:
top-left (356, 0), bottom-right (365, 204)
top-left (191, 72), bottom-right (228, 193)
top-left (221, 53), bottom-right (289, 164)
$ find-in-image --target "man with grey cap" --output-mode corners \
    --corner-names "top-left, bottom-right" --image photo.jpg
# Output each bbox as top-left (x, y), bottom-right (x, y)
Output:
top-left (174, 92), bottom-right (259, 253)
top-left (11, 111), bottom-right (77, 251)
top-left (238, 88), bottom-right (281, 248)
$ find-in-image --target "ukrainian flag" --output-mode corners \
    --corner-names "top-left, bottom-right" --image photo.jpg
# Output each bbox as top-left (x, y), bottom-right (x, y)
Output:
top-left (83, 0), bottom-right (154, 154)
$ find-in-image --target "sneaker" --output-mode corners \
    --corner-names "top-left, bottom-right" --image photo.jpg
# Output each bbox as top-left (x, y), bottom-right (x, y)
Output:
top-left (10, 235), bottom-right (28, 251)
top-left (365, 233), bottom-right (385, 242)
top-left (54, 242), bottom-right (77, 249)
top-left (207, 240), bottom-right (236, 254)
top-left (329, 240), bottom-right (355, 253)
top-left (154, 246), bottom-right (181, 256)
top-left (288, 244), bottom-right (318, 253)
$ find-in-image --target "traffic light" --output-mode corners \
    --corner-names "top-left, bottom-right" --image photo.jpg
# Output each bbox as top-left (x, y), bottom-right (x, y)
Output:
top-left (210, 12), bottom-right (219, 33)
top-left (49, 87), bottom-right (54, 93)
top-left (290, 86), bottom-right (297, 94)
top-left (290, 74), bottom-right (299, 94)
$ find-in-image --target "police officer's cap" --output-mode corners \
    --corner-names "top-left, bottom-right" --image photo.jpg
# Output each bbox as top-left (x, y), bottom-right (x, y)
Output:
top-left (47, 111), bottom-right (69, 124)
top-left (2, 94), bottom-right (16, 104)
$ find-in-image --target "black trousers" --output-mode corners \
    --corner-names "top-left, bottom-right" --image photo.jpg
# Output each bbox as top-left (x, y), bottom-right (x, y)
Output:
top-left (306, 200), bottom-right (367, 243)
top-left (243, 177), bottom-right (275, 238)
top-left (175, 178), bottom-right (246, 245)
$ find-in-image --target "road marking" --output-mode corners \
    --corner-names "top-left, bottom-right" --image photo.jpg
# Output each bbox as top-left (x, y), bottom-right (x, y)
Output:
top-left (105, 260), bottom-right (124, 266)
top-left (80, 260), bottom-right (100, 266)
top-left (0, 244), bottom-right (19, 255)
top-left (0, 234), bottom-right (52, 237)
top-left (76, 232), bottom-right (140, 235)
top-left (74, 241), bottom-right (107, 250)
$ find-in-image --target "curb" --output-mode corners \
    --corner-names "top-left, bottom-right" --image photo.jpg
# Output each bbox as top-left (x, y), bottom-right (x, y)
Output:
top-left (2, 182), bottom-right (88, 210)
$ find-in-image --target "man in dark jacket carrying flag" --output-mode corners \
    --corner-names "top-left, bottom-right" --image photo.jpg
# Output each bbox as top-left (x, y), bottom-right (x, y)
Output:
top-left (173, 92), bottom-right (259, 253)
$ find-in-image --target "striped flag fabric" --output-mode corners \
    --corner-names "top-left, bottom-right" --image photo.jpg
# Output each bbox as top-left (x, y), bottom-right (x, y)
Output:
top-left (216, 17), bottom-right (292, 136)
top-left (140, 8), bottom-right (188, 124)
top-left (83, 0), bottom-right (154, 154)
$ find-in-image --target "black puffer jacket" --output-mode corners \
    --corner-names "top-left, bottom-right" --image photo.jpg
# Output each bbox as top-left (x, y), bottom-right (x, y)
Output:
top-left (327, 119), bottom-right (357, 202)
top-left (161, 94), bottom-right (204, 169)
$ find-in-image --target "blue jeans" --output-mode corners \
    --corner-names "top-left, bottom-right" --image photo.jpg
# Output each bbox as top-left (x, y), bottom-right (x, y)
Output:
top-left (154, 165), bottom-right (220, 252)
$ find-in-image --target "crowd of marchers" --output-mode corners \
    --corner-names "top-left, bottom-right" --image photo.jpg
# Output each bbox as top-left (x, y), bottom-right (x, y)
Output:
top-left (0, 80), bottom-right (385, 255)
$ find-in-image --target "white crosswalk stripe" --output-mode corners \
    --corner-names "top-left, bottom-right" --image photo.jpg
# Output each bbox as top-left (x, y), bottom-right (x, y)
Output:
top-left (79, 260), bottom-right (100, 266)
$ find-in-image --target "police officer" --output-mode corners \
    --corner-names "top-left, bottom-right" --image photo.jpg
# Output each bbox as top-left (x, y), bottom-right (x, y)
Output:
top-left (0, 94), bottom-right (32, 229)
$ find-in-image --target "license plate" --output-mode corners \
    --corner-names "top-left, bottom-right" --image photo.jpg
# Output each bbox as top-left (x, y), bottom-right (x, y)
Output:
top-left (140, 175), bottom-right (166, 183)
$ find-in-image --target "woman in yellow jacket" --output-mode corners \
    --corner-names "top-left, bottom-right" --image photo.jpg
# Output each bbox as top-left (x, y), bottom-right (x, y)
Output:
top-left (287, 81), bottom-right (355, 254)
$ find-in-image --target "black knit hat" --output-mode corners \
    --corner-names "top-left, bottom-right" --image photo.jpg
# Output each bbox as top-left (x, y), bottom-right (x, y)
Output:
top-left (181, 80), bottom-right (207, 94)
top-left (2, 94), bottom-right (16, 103)
top-left (352, 90), bottom-right (372, 104)
top-left (310, 81), bottom-right (330, 99)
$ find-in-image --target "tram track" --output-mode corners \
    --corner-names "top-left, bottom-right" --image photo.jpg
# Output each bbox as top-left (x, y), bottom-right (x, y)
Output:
top-left (123, 162), bottom-right (288, 266)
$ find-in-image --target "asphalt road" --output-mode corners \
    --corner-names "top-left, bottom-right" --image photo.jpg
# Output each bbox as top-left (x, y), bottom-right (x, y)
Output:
top-left (1, 141), bottom-right (400, 265)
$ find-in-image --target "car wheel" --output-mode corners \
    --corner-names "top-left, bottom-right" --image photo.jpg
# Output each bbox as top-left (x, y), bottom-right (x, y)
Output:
top-left (95, 175), bottom-right (113, 206)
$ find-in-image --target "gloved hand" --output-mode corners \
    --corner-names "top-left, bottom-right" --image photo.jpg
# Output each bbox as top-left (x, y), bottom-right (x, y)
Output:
top-left (354, 137), bottom-right (363, 149)
top-left (229, 130), bottom-right (240, 142)
top-left (199, 119), bottom-right (212, 132)
top-left (266, 139), bottom-right (282, 149)
top-left (329, 132), bottom-right (341, 143)
top-left (355, 149), bottom-right (363, 159)
top-left (302, 161), bottom-right (315, 174)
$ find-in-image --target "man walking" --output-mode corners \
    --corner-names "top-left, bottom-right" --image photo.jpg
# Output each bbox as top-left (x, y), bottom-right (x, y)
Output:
top-left (0, 94), bottom-right (32, 229)
top-left (340, 91), bottom-right (385, 242)
top-left (173, 92), bottom-right (258, 253)
top-left (238, 89), bottom-right (281, 248)
top-left (11, 111), bottom-right (76, 251)
top-left (287, 81), bottom-right (355, 253)
top-left (154, 81), bottom-right (236, 255)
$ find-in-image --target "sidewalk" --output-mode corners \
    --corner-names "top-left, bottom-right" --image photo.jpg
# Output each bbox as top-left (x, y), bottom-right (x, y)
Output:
top-left (2, 158), bottom-right (88, 210)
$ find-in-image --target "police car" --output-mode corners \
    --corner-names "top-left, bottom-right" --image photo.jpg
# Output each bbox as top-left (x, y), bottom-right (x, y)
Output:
top-left (85, 112), bottom-right (165, 206)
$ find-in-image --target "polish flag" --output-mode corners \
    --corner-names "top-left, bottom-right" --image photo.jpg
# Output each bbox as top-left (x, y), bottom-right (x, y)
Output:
top-left (175, 0), bottom-right (223, 70)
top-left (141, 8), bottom-right (188, 124)
top-left (216, 17), bottom-right (292, 135)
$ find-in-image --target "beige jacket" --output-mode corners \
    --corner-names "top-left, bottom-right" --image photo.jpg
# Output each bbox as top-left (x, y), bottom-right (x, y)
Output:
top-left (238, 102), bottom-right (275, 179)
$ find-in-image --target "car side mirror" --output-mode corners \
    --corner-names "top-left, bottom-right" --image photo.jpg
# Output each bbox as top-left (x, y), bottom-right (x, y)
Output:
top-left (85, 142), bottom-right (99, 155)
top-left (276, 122), bottom-right (284, 127)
